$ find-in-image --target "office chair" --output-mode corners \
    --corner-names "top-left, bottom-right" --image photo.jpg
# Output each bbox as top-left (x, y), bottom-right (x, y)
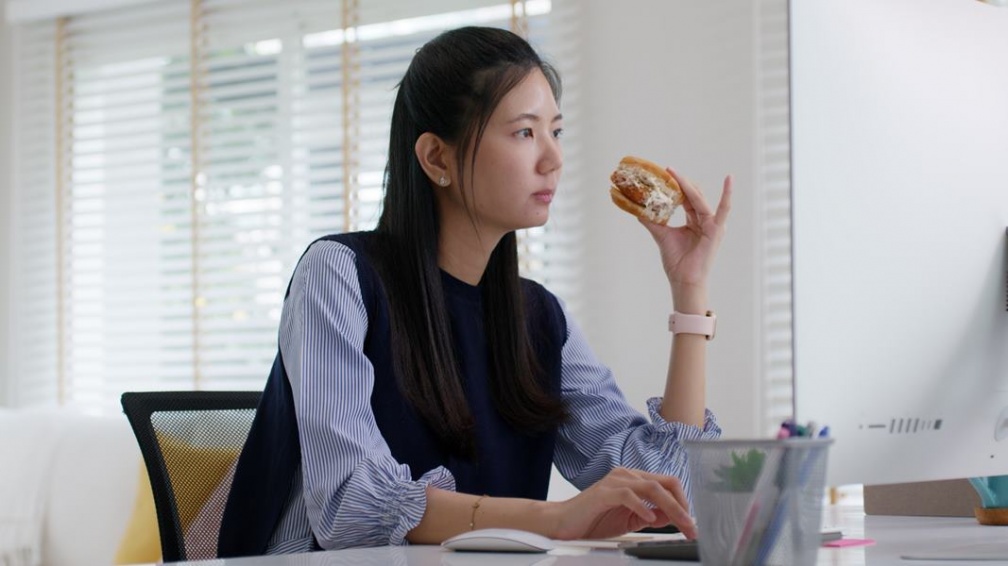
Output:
top-left (121, 390), bottom-right (261, 562)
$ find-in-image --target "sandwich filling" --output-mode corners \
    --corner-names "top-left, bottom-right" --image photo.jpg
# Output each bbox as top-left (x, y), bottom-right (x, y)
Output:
top-left (612, 164), bottom-right (677, 223)
top-left (642, 189), bottom-right (674, 223)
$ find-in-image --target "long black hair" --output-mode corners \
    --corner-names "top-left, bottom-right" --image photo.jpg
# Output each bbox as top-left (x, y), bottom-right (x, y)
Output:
top-left (372, 27), bottom-right (568, 459)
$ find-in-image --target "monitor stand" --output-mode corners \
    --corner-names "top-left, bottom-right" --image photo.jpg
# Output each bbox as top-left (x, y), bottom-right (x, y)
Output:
top-left (864, 479), bottom-right (979, 517)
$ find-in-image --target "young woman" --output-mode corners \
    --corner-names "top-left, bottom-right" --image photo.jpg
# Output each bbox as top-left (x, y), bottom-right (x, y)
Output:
top-left (218, 25), bottom-right (732, 557)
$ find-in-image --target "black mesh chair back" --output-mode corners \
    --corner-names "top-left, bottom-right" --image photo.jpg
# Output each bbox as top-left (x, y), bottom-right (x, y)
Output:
top-left (121, 391), bottom-right (261, 562)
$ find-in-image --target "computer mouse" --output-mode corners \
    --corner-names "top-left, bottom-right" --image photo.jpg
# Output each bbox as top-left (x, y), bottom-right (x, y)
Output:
top-left (441, 528), bottom-right (556, 553)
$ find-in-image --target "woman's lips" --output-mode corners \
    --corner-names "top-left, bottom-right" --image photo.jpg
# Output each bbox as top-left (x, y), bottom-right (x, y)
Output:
top-left (533, 190), bottom-right (555, 204)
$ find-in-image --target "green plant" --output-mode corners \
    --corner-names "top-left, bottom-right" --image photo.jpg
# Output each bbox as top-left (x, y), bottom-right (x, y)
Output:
top-left (710, 448), bottom-right (766, 492)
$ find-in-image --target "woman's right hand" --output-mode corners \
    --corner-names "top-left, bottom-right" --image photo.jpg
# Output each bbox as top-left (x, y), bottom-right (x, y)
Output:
top-left (549, 467), bottom-right (697, 540)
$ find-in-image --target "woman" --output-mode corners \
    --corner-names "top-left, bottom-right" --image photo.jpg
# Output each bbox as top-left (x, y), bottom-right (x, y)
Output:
top-left (218, 25), bottom-right (732, 557)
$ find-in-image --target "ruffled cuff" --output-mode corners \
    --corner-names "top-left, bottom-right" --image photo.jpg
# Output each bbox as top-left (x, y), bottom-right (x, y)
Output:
top-left (644, 398), bottom-right (721, 509)
top-left (325, 464), bottom-right (455, 549)
top-left (646, 397), bottom-right (722, 440)
top-left (385, 466), bottom-right (456, 546)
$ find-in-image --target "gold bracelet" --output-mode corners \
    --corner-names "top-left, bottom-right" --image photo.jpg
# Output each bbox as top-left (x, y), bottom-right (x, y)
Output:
top-left (469, 494), bottom-right (488, 530)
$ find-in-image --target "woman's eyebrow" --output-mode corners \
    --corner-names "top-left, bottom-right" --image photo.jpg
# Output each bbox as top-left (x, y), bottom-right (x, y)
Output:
top-left (507, 112), bottom-right (564, 124)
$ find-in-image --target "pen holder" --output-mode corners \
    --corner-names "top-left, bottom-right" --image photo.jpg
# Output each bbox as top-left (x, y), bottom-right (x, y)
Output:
top-left (685, 438), bottom-right (834, 566)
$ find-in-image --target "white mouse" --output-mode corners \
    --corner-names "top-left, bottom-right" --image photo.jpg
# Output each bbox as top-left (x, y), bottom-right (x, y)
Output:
top-left (441, 528), bottom-right (556, 553)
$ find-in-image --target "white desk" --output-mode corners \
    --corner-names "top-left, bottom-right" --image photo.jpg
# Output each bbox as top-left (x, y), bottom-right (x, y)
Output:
top-left (816, 504), bottom-right (1008, 565)
top-left (174, 506), bottom-right (1008, 565)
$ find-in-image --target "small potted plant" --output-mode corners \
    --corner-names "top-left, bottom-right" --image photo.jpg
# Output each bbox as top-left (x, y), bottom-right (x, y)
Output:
top-left (711, 448), bottom-right (766, 492)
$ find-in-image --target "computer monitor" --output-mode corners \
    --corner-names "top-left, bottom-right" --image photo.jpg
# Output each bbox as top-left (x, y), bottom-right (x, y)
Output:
top-left (789, 0), bottom-right (1008, 487)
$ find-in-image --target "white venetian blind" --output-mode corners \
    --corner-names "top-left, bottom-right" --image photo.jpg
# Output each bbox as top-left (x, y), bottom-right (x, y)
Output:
top-left (194, 0), bottom-right (312, 392)
top-left (59, 2), bottom-right (194, 409)
top-left (9, 0), bottom-right (583, 414)
top-left (756, 0), bottom-right (794, 435)
top-left (9, 20), bottom-right (59, 407)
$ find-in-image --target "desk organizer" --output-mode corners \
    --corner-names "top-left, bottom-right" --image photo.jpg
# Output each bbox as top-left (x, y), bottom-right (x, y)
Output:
top-left (685, 438), bottom-right (834, 566)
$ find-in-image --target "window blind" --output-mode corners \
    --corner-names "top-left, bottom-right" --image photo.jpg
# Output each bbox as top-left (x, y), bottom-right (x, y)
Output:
top-left (61, 1), bottom-right (194, 409)
top-left (756, 0), bottom-right (794, 435)
top-left (9, 20), bottom-right (59, 407)
top-left (9, 0), bottom-right (583, 414)
top-left (196, 0), bottom-right (306, 392)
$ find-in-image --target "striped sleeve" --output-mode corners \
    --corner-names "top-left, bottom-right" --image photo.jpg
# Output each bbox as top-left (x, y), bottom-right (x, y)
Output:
top-left (551, 300), bottom-right (721, 504)
top-left (281, 240), bottom-right (455, 550)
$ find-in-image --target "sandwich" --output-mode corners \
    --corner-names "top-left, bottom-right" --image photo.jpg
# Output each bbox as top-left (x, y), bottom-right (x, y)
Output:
top-left (609, 155), bottom-right (684, 224)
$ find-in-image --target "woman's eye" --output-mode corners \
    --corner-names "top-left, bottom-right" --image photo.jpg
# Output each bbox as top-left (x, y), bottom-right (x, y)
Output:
top-left (516, 128), bottom-right (533, 139)
top-left (553, 128), bottom-right (564, 139)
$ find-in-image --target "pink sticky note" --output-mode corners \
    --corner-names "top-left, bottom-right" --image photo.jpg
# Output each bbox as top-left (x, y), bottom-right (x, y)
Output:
top-left (823, 538), bottom-right (876, 548)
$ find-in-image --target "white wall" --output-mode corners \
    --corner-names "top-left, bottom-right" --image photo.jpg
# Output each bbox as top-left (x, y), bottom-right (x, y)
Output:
top-left (577, 1), bottom-right (761, 437)
top-left (0, 0), bottom-right (12, 406)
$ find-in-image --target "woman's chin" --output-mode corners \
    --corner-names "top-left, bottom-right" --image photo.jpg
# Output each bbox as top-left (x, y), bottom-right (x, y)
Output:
top-left (521, 211), bottom-right (550, 229)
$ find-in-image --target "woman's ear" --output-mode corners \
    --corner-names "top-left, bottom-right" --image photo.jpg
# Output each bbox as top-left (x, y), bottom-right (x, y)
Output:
top-left (415, 132), bottom-right (455, 188)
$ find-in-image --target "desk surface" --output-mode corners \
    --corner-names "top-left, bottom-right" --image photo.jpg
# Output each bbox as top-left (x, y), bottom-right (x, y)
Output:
top-left (170, 505), bottom-right (1008, 565)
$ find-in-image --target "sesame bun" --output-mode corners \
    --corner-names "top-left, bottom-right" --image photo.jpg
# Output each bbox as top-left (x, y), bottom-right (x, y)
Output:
top-left (609, 156), bottom-right (684, 224)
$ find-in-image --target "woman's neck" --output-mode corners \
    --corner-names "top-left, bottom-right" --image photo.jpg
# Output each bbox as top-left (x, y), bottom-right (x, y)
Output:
top-left (437, 221), bottom-right (502, 286)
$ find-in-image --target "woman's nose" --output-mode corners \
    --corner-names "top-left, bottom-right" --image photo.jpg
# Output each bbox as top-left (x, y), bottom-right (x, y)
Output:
top-left (539, 137), bottom-right (563, 174)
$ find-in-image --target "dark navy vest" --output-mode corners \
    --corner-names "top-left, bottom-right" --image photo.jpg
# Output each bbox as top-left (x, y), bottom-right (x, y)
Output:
top-left (218, 232), bottom-right (567, 557)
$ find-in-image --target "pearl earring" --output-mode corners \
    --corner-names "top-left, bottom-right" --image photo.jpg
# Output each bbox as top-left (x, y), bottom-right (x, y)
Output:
top-left (438, 175), bottom-right (449, 187)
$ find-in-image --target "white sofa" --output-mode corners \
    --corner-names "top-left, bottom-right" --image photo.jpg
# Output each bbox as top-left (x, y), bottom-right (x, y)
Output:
top-left (0, 409), bottom-right (147, 566)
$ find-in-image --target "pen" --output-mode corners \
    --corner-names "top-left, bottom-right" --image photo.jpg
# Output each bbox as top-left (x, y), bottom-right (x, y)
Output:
top-left (806, 421), bottom-right (818, 439)
top-left (780, 419), bottom-right (797, 438)
top-left (754, 443), bottom-right (828, 565)
top-left (776, 424), bottom-right (791, 439)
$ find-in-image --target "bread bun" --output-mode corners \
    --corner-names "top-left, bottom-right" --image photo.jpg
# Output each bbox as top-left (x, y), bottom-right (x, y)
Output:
top-left (609, 155), bottom-right (684, 224)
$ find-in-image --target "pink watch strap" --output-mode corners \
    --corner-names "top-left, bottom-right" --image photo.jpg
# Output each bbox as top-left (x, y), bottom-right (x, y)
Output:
top-left (668, 311), bottom-right (717, 341)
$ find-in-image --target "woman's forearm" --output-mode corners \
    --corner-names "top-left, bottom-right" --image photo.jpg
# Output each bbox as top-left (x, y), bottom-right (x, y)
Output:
top-left (660, 286), bottom-right (708, 426)
top-left (406, 487), bottom-right (558, 544)
top-left (661, 334), bottom-right (708, 426)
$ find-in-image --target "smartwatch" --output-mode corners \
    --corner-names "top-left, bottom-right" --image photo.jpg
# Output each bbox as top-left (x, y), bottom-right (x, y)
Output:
top-left (668, 310), bottom-right (717, 341)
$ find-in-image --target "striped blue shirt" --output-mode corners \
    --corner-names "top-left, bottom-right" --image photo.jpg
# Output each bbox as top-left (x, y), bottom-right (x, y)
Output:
top-left (264, 239), bottom-right (720, 553)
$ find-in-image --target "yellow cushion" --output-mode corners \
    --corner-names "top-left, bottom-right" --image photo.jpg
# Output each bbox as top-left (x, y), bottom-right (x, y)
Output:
top-left (155, 432), bottom-right (241, 533)
top-left (114, 464), bottom-right (161, 565)
top-left (114, 434), bottom-right (240, 564)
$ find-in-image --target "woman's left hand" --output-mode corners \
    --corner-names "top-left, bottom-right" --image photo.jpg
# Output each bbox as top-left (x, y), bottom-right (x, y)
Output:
top-left (550, 467), bottom-right (696, 541)
top-left (640, 170), bottom-right (732, 299)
